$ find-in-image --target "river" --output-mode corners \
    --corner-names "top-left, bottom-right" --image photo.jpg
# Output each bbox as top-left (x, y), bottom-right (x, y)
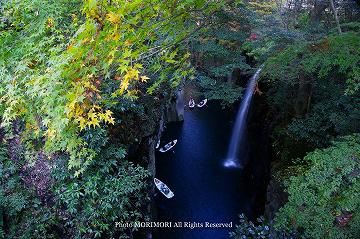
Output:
top-left (152, 100), bottom-right (267, 239)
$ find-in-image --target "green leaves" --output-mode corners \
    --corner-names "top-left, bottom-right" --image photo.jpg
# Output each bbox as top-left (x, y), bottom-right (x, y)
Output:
top-left (198, 74), bottom-right (244, 106)
top-left (190, 5), bottom-right (253, 105)
top-left (275, 135), bottom-right (360, 239)
top-left (230, 214), bottom-right (296, 239)
top-left (264, 32), bottom-right (360, 95)
top-left (262, 31), bottom-right (360, 161)
top-left (54, 147), bottom-right (149, 238)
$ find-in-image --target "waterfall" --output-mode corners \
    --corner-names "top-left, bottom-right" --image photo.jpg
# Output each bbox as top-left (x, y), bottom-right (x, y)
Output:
top-left (224, 66), bottom-right (263, 168)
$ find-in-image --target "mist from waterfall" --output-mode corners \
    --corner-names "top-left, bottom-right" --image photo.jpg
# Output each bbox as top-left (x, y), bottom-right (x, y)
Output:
top-left (224, 67), bottom-right (263, 168)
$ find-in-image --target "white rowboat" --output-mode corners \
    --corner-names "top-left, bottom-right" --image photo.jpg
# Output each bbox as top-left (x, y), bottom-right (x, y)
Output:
top-left (189, 99), bottom-right (195, 108)
top-left (154, 178), bottom-right (174, 198)
top-left (159, 140), bottom-right (177, 153)
top-left (155, 139), bottom-right (160, 149)
top-left (197, 99), bottom-right (208, 108)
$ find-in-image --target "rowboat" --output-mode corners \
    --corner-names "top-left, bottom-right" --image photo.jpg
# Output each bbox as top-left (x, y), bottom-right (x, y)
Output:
top-left (154, 178), bottom-right (174, 198)
top-left (189, 98), bottom-right (195, 108)
top-left (197, 99), bottom-right (208, 108)
top-left (159, 140), bottom-right (177, 153)
top-left (155, 139), bottom-right (160, 149)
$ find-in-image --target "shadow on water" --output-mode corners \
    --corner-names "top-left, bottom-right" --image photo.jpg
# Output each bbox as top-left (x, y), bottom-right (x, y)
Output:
top-left (152, 101), bottom-right (266, 239)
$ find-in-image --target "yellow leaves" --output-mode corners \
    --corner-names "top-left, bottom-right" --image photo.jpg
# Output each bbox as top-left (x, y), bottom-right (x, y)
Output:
top-left (105, 30), bottom-right (121, 42)
top-left (78, 116), bottom-right (87, 130)
top-left (112, 33), bottom-right (121, 41)
top-left (124, 89), bottom-right (139, 100)
top-left (67, 101), bottom-right (77, 114)
top-left (85, 108), bottom-right (115, 128)
top-left (123, 49), bottom-right (132, 59)
top-left (114, 62), bottom-right (146, 96)
top-left (25, 122), bottom-right (32, 130)
top-left (25, 122), bottom-right (41, 137)
top-left (140, 75), bottom-right (150, 82)
top-left (81, 38), bottom-right (90, 45)
top-left (71, 13), bottom-right (78, 25)
top-left (100, 110), bottom-right (115, 125)
top-left (84, 0), bottom-right (99, 18)
top-left (87, 114), bottom-right (100, 128)
top-left (119, 78), bottom-right (130, 94)
top-left (106, 115), bottom-right (115, 125)
top-left (107, 49), bottom-right (117, 64)
top-left (74, 106), bottom-right (115, 130)
top-left (119, 67), bottom-right (140, 94)
top-left (127, 68), bottom-right (140, 80)
top-left (82, 79), bottom-right (98, 92)
top-left (65, 76), bottom-right (115, 131)
top-left (46, 17), bottom-right (54, 28)
top-left (106, 12), bottom-right (121, 24)
top-left (247, 1), bottom-right (276, 14)
top-left (184, 52), bottom-right (191, 59)
top-left (45, 128), bottom-right (57, 139)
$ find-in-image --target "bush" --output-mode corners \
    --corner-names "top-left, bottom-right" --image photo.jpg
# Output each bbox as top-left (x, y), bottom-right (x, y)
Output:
top-left (230, 214), bottom-right (297, 239)
top-left (275, 135), bottom-right (360, 239)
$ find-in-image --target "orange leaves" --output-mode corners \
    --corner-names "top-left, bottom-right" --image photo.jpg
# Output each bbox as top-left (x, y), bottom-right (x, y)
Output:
top-left (124, 40), bottom-right (132, 46)
top-left (309, 39), bottom-right (330, 52)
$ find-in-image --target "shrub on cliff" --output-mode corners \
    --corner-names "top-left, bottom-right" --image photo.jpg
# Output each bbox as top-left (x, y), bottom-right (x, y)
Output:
top-left (230, 214), bottom-right (297, 239)
top-left (274, 135), bottom-right (360, 238)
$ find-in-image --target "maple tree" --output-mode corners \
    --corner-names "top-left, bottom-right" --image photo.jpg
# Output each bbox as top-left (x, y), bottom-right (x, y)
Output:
top-left (0, 0), bottom-right (237, 174)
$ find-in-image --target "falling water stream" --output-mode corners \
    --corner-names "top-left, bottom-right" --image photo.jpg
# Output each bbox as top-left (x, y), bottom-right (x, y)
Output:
top-left (224, 67), bottom-right (263, 168)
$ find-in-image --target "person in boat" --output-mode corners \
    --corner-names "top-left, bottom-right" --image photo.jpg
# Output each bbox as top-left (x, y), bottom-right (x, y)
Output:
top-left (165, 141), bottom-right (175, 150)
top-left (197, 99), bottom-right (207, 107)
top-left (189, 97), bottom-right (195, 107)
top-left (164, 144), bottom-right (171, 150)
top-left (161, 185), bottom-right (170, 194)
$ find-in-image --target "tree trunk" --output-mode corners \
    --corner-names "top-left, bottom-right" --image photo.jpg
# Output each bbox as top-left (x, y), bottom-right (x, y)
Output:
top-left (310, 0), bottom-right (327, 24)
top-left (295, 73), bottom-right (313, 117)
top-left (329, 0), bottom-right (342, 34)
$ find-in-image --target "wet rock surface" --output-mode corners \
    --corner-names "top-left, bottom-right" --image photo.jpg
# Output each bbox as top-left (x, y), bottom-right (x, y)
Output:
top-left (264, 174), bottom-right (288, 221)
